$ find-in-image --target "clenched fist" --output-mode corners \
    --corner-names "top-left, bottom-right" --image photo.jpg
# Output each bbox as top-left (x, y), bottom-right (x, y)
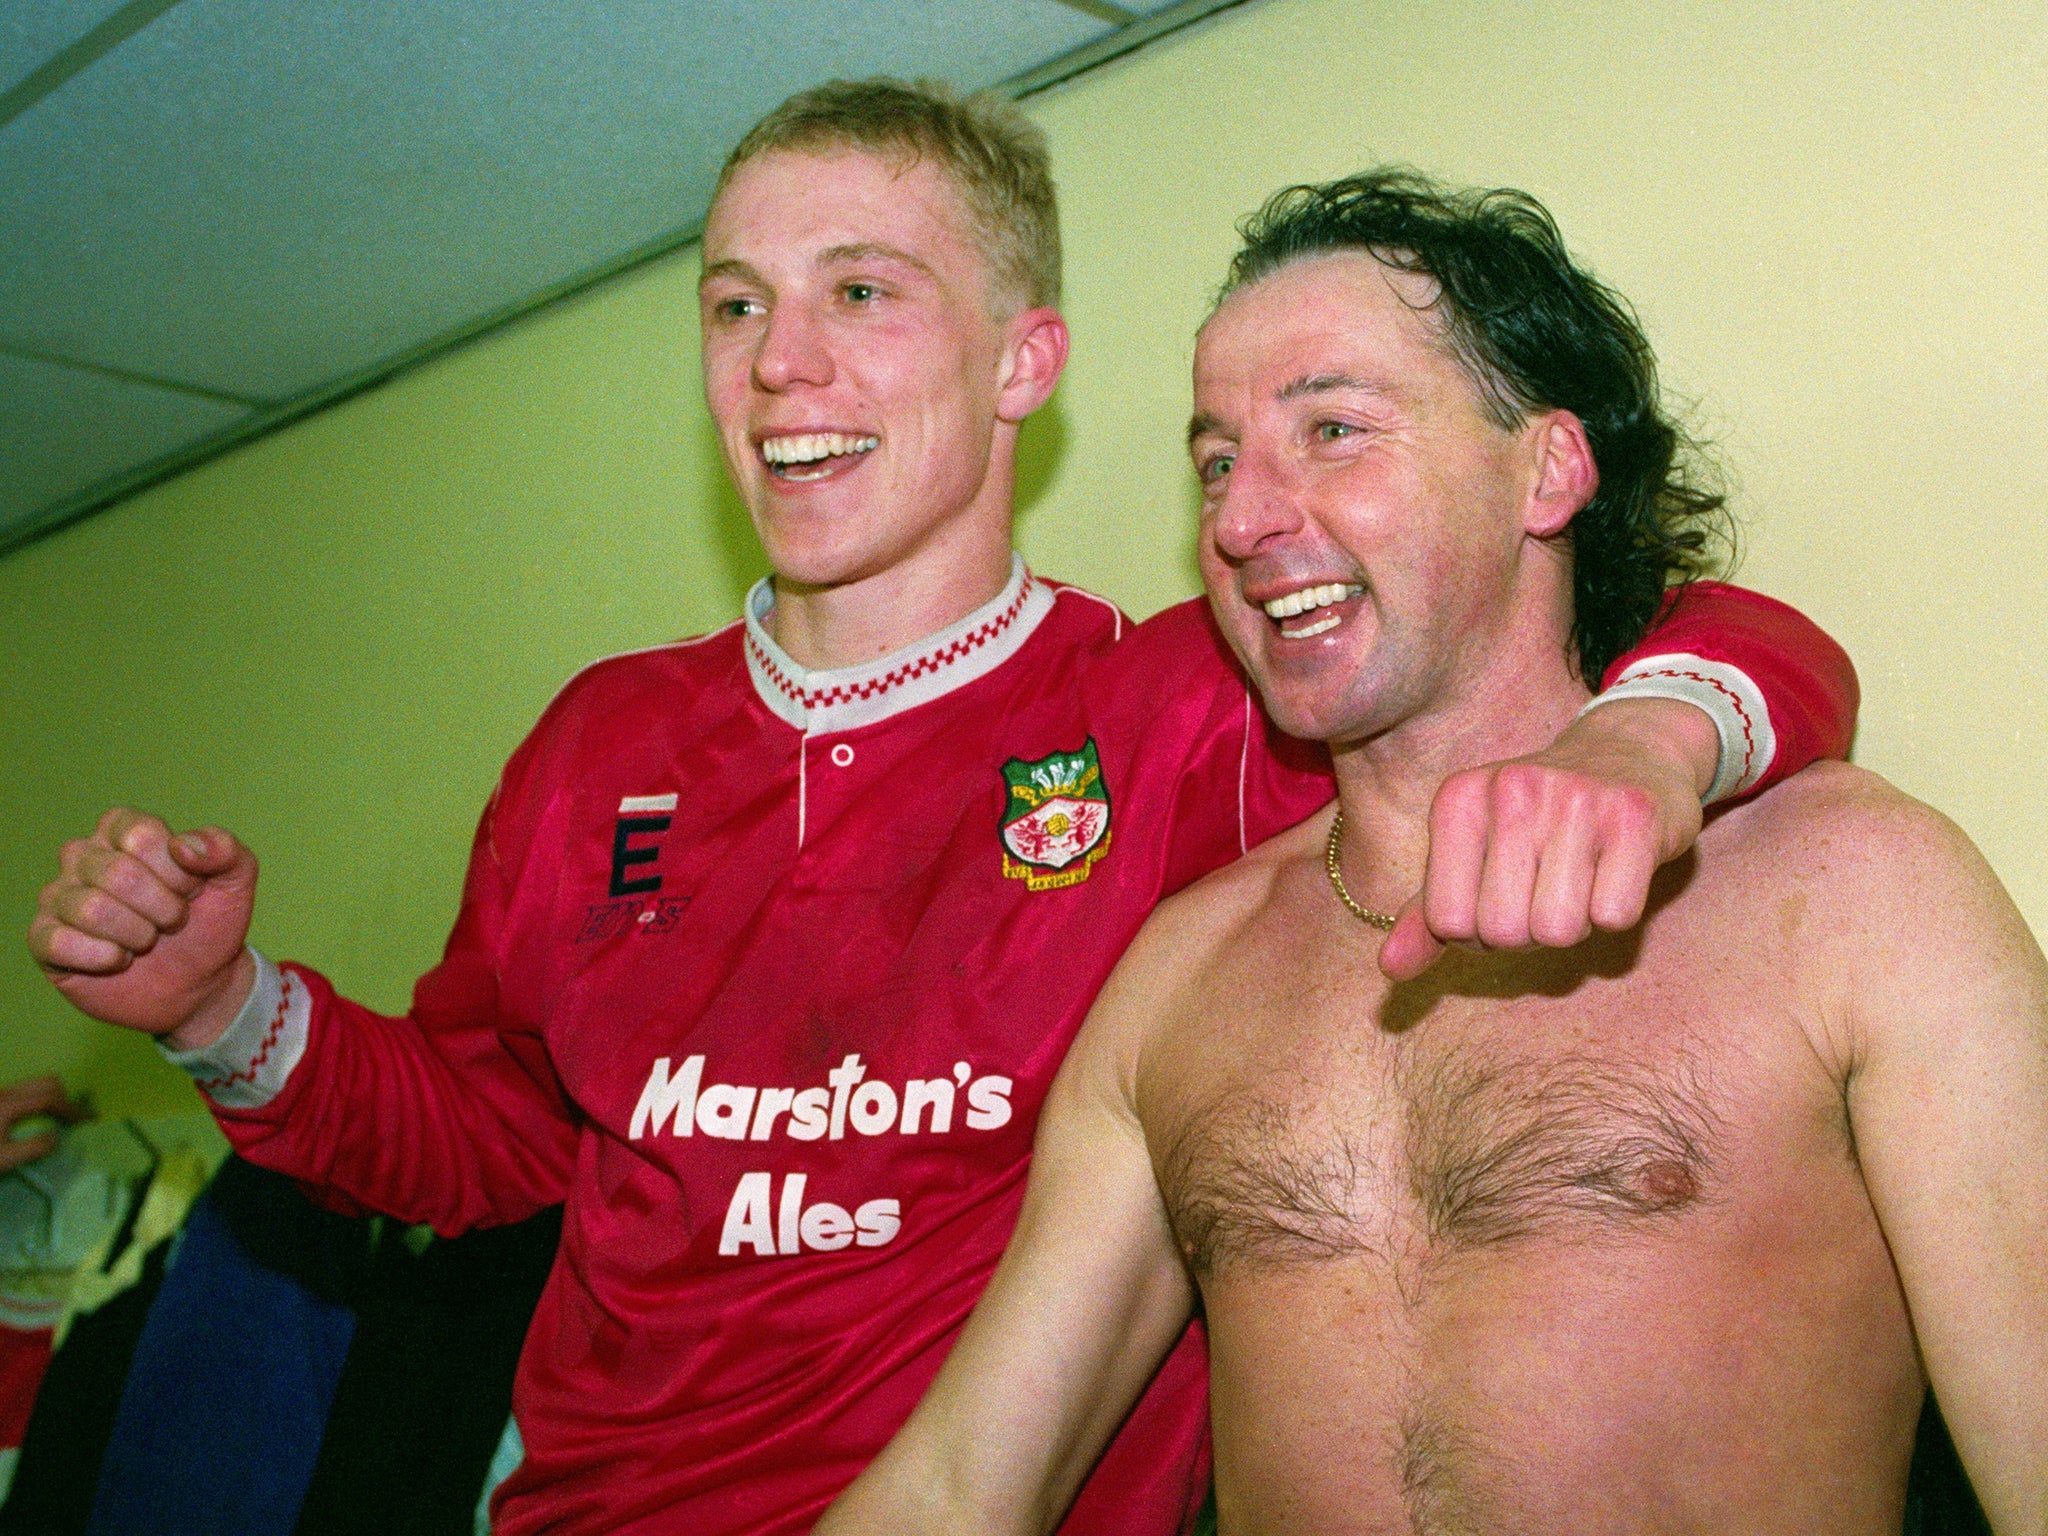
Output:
top-left (27, 808), bottom-right (259, 1052)
top-left (1377, 696), bottom-right (1715, 982)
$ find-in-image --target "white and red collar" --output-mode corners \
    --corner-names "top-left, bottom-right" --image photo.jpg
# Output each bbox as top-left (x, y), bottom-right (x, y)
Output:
top-left (743, 554), bottom-right (1054, 734)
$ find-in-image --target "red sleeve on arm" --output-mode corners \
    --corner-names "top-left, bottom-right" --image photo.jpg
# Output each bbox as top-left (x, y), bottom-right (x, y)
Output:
top-left (1605, 579), bottom-right (1860, 800)
top-left (217, 773), bottom-right (578, 1236)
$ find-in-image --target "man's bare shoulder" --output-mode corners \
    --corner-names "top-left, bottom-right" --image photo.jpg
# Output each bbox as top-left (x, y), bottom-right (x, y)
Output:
top-left (1704, 760), bottom-right (2027, 988)
top-left (1709, 759), bottom-right (1988, 901)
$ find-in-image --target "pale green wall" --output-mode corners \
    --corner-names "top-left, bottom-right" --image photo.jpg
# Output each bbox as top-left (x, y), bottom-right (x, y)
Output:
top-left (5, 0), bottom-right (2045, 1113)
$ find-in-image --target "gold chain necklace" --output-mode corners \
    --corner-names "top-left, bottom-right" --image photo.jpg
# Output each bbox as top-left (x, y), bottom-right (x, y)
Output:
top-left (1324, 809), bottom-right (1397, 930)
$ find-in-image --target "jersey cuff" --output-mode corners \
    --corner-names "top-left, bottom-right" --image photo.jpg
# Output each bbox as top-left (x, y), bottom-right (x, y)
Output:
top-left (157, 949), bottom-right (309, 1110)
top-left (1581, 653), bottom-right (1776, 804)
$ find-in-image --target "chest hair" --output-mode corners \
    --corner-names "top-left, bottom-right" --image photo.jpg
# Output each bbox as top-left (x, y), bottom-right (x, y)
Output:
top-left (1159, 1014), bottom-right (1725, 1282)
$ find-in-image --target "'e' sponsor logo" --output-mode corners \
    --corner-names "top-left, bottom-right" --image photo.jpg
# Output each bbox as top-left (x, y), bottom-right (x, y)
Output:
top-left (611, 793), bottom-right (676, 897)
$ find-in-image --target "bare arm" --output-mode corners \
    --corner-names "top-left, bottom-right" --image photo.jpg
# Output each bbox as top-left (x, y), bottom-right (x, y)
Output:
top-left (817, 938), bottom-right (1195, 1535)
top-left (1830, 794), bottom-right (2048, 1533)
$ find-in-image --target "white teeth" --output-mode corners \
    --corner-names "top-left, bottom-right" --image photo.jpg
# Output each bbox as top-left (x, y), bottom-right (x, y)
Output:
top-left (1261, 582), bottom-right (1363, 620)
top-left (1289, 613), bottom-right (1343, 639)
top-left (761, 433), bottom-right (880, 466)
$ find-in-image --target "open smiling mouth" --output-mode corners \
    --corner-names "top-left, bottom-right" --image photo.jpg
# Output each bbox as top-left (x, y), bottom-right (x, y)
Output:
top-left (760, 432), bottom-right (880, 481)
top-left (1262, 582), bottom-right (1365, 639)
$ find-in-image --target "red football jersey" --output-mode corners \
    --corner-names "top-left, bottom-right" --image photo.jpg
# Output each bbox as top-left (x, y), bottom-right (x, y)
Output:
top-left (190, 561), bottom-right (1854, 1534)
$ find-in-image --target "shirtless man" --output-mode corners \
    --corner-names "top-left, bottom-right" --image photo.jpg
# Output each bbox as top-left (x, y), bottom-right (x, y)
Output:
top-left (817, 170), bottom-right (2048, 1535)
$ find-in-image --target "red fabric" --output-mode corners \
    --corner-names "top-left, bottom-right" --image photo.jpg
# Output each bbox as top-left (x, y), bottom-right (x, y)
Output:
top-left (215, 579), bottom-right (1854, 1535)
top-left (1607, 579), bottom-right (1860, 795)
top-left (0, 1326), bottom-right (53, 1449)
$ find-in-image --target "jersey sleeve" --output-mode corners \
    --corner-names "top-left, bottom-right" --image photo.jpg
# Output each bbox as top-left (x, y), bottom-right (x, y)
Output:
top-left (1597, 579), bottom-right (1860, 803)
top-left (178, 756), bottom-right (580, 1237)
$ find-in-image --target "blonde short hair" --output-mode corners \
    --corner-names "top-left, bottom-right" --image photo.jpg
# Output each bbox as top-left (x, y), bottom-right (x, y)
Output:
top-left (719, 77), bottom-right (1062, 311)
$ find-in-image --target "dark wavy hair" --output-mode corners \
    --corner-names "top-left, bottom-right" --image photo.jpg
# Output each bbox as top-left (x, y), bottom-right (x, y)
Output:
top-left (1220, 168), bottom-right (1732, 682)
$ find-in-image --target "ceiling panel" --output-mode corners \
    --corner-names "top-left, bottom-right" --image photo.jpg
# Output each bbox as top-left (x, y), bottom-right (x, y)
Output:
top-left (0, 351), bottom-right (250, 523)
top-left (0, 0), bottom-right (1114, 404)
top-left (0, 0), bottom-right (1251, 555)
top-left (0, 0), bottom-right (140, 97)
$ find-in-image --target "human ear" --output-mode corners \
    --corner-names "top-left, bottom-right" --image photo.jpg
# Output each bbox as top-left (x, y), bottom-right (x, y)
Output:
top-left (995, 306), bottom-right (1070, 423)
top-left (1524, 410), bottom-right (1598, 538)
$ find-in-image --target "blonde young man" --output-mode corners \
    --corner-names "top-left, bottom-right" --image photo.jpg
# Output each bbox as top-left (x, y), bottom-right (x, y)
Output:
top-left (819, 171), bottom-right (2046, 1536)
top-left (30, 92), bottom-right (1855, 1535)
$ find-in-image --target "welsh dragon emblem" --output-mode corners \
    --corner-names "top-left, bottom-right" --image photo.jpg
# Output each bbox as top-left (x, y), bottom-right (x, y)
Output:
top-left (999, 738), bottom-right (1112, 891)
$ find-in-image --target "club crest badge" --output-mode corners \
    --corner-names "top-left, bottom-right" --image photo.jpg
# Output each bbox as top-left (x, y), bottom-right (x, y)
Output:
top-left (1000, 738), bottom-right (1112, 891)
